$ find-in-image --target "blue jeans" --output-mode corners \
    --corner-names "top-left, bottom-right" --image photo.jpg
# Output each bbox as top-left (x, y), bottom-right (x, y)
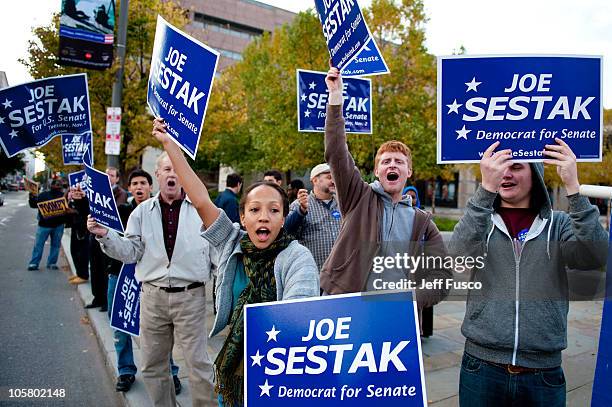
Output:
top-left (29, 225), bottom-right (64, 267)
top-left (459, 352), bottom-right (566, 407)
top-left (107, 274), bottom-right (179, 376)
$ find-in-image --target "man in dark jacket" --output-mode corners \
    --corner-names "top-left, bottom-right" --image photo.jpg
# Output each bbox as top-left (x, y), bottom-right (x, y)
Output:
top-left (214, 172), bottom-right (242, 223)
top-left (322, 68), bottom-right (451, 311)
top-left (27, 179), bottom-right (70, 271)
top-left (67, 184), bottom-right (90, 284)
top-left (449, 140), bottom-right (608, 406)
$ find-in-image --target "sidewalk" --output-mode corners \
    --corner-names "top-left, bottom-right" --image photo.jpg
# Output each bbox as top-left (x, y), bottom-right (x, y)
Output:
top-left (62, 231), bottom-right (603, 407)
top-left (61, 231), bottom-right (226, 407)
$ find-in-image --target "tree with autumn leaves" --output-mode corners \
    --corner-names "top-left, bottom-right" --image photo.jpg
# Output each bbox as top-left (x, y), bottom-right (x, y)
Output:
top-left (205, 0), bottom-right (454, 182)
top-left (20, 0), bottom-right (187, 175)
top-left (20, 0), bottom-right (612, 190)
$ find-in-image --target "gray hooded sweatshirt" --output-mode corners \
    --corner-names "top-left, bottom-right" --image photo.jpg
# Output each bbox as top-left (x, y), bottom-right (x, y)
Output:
top-left (449, 163), bottom-right (608, 368)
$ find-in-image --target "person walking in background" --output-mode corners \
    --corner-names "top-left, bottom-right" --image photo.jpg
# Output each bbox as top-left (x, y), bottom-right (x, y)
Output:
top-left (214, 173), bottom-right (242, 224)
top-left (27, 179), bottom-right (70, 271)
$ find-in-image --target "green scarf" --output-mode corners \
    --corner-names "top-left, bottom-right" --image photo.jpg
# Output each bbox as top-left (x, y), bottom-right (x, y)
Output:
top-left (215, 229), bottom-right (292, 405)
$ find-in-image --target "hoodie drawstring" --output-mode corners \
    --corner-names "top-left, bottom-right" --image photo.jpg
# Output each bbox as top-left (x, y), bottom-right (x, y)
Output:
top-left (546, 210), bottom-right (553, 259)
top-left (485, 221), bottom-right (495, 254)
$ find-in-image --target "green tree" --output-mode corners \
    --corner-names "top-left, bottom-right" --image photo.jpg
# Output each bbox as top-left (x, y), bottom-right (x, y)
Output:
top-left (204, 0), bottom-right (454, 181)
top-left (20, 0), bottom-right (187, 174)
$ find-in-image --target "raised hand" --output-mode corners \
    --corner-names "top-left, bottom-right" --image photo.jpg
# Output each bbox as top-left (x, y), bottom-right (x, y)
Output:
top-left (543, 138), bottom-right (580, 195)
top-left (480, 141), bottom-right (513, 193)
top-left (297, 188), bottom-right (309, 213)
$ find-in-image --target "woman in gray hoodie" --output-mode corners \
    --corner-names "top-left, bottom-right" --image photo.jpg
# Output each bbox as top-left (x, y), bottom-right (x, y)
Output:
top-left (152, 118), bottom-right (319, 406)
top-left (449, 140), bottom-right (608, 406)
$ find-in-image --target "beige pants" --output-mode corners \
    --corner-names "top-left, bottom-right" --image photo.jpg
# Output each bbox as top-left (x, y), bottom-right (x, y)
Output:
top-left (140, 283), bottom-right (215, 406)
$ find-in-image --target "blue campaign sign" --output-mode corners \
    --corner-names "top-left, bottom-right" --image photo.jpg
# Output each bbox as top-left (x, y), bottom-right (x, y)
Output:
top-left (591, 215), bottom-right (612, 406)
top-left (62, 132), bottom-right (93, 165)
top-left (82, 151), bottom-right (124, 233)
top-left (297, 69), bottom-right (372, 134)
top-left (340, 38), bottom-right (389, 77)
top-left (147, 15), bottom-right (219, 159)
top-left (110, 263), bottom-right (141, 337)
top-left (437, 55), bottom-right (602, 164)
top-left (0, 74), bottom-right (92, 158)
top-left (68, 170), bottom-right (87, 190)
top-left (313, 0), bottom-right (370, 74)
top-left (244, 291), bottom-right (427, 406)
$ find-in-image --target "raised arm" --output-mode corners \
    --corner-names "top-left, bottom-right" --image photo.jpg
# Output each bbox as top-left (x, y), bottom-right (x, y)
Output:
top-left (151, 118), bottom-right (220, 228)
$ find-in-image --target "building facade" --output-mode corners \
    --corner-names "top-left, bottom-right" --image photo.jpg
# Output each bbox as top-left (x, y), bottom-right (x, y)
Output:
top-left (179, 0), bottom-right (295, 71)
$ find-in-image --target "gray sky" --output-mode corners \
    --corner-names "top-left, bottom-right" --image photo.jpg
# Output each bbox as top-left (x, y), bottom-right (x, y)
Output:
top-left (1, 0), bottom-right (610, 107)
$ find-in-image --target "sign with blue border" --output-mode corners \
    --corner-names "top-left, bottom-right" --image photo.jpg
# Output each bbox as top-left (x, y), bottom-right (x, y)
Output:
top-left (62, 132), bottom-right (93, 165)
top-left (297, 69), bottom-right (372, 134)
top-left (82, 150), bottom-right (124, 233)
top-left (147, 15), bottom-right (220, 159)
top-left (244, 291), bottom-right (427, 406)
top-left (340, 38), bottom-right (389, 77)
top-left (591, 209), bottom-right (612, 406)
top-left (0, 74), bottom-right (92, 158)
top-left (68, 170), bottom-right (87, 190)
top-left (437, 55), bottom-right (602, 164)
top-left (313, 0), bottom-right (388, 77)
top-left (110, 263), bottom-right (141, 337)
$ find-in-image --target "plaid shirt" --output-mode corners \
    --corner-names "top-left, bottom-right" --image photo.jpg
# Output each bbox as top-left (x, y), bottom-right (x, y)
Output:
top-left (288, 192), bottom-right (342, 270)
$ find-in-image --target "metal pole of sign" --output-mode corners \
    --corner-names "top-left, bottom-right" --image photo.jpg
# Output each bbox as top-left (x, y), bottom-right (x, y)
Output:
top-left (107, 0), bottom-right (129, 169)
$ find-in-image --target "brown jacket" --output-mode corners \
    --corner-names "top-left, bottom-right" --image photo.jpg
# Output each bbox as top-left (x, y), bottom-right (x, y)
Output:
top-left (322, 104), bottom-right (451, 307)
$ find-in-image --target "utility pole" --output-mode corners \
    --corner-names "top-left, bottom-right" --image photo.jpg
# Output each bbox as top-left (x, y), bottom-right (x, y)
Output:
top-left (107, 0), bottom-right (129, 168)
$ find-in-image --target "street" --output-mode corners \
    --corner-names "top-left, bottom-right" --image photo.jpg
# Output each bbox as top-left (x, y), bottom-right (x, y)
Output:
top-left (0, 191), bottom-right (121, 406)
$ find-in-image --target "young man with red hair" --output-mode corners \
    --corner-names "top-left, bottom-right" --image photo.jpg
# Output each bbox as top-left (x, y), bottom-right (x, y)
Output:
top-left (321, 67), bottom-right (451, 310)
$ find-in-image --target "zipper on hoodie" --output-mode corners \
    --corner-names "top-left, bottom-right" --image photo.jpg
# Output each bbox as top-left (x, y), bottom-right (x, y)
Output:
top-left (511, 237), bottom-right (522, 366)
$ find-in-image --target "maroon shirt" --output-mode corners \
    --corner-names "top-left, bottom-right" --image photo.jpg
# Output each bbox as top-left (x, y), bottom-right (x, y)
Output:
top-left (497, 207), bottom-right (538, 241)
top-left (159, 194), bottom-right (184, 261)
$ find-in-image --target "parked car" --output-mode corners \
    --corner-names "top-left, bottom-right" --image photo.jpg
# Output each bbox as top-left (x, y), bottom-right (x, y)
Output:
top-left (0, 191), bottom-right (4, 206)
top-left (7, 183), bottom-right (19, 191)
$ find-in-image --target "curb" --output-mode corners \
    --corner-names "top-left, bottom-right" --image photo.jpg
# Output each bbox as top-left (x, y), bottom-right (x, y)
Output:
top-left (61, 231), bottom-right (196, 407)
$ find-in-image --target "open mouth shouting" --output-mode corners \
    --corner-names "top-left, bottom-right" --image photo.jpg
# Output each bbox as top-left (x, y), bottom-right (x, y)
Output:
top-left (167, 179), bottom-right (177, 188)
top-left (386, 171), bottom-right (400, 182)
top-left (256, 227), bottom-right (271, 241)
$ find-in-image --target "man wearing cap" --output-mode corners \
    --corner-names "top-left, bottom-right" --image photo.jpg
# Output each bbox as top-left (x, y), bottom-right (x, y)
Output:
top-left (285, 163), bottom-right (341, 271)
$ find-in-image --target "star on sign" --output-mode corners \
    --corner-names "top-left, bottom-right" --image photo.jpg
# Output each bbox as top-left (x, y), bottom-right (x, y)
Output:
top-left (456, 125), bottom-right (471, 140)
top-left (266, 325), bottom-right (280, 342)
top-left (123, 321), bottom-right (128, 328)
top-left (259, 379), bottom-right (274, 397)
top-left (465, 77), bottom-right (481, 92)
top-left (118, 310), bottom-right (123, 318)
top-left (2, 98), bottom-right (12, 109)
top-left (446, 99), bottom-right (462, 114)
top-left (9, 129), bottom-right (18, 139)
top-left (131, 320), bottom-right (135, 327)
top-left (308, 81), bottom-right (316, 90)
top-left (251, 350), bottom-right (264, 367)
top-left (304, 110), bottom-right (311, 117)
top-left (300, 94), bottom-right (306, 102)
top-left (0, 116), bottom-right (5, 124)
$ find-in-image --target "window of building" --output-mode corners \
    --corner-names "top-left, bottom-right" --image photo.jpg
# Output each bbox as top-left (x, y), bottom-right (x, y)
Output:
top-left (193, 12), bottom-right (264, 41)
